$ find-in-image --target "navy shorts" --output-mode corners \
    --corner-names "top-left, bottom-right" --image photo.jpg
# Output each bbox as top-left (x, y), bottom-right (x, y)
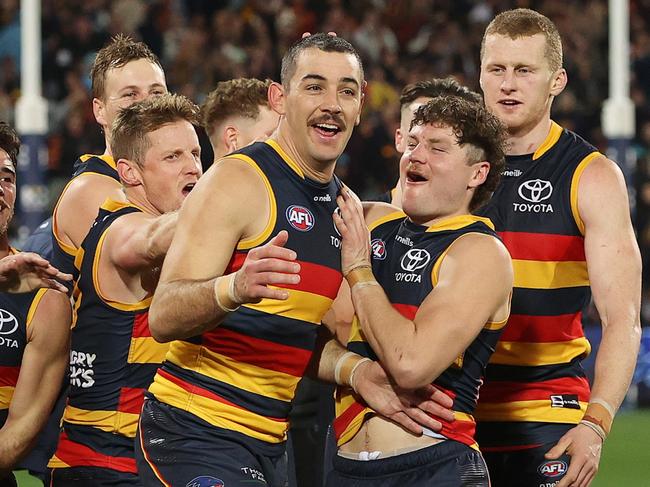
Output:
top-left (135, 398), bottom-right (288, 487)
top-left (50, 466), bottom-right (140, 486)
top-left (325, 440), bottom-right (489, 487)
top-left (482, 443), bottom-right (571, 487)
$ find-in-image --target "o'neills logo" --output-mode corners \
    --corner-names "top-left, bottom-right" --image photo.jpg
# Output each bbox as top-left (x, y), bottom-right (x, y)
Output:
top-left (513, 179), bottom-right (554, 213)
top-left (286, 205), bottom-right (315, 232)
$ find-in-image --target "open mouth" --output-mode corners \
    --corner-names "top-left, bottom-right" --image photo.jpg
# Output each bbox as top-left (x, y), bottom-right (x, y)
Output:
top-left (499, 99), bottom-right (521, 107)
top-left (406, 169), bottom-right (427, 183)
top-left (181, 182), bottom-right (196, 196)
top-left (313, 122), bottom-right (342, 137)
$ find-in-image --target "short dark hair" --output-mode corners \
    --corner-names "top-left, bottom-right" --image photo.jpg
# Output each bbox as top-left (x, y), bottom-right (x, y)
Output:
top-left (412, 96), bottom-right (507, 212)
top-left (280, 33), bottom-right (364, 90)
top-left (112, 94), bottom-right (200, 167)
top-left (91, 34), bottom-right (163, 100)
top-left (481, 8), bottom-right (563, 72)
top-left (0, 122), bottom-right (20, 165)
top-left (201, 78), bottom-right (272, 137)
top-left (400, 77), bottom-right (482, 111)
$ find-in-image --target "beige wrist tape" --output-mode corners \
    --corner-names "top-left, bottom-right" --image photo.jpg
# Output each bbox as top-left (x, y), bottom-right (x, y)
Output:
top-left (345, 265), bottom-right (376, 289)
top-left (583, 401), bottom-right (613, 437)
top-left (214, 274), bottom-right (240, 313)
top-left (334, 352), bottom-right (366, 387)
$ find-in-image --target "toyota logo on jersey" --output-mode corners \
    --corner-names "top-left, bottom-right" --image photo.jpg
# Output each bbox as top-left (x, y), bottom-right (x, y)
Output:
top-left (518, 179), bottom-right (553, 203)
top-left (0, 309), bottom-right (18, 335)
top-left (400, 248), bottom-right (431, 272)
top-left (286, 205), bottom-right (315, 232)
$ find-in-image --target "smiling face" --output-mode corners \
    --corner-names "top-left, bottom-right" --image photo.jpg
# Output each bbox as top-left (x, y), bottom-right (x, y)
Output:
top-left (279, 48), bottom-right (364, 168)
top-left (480, 33), bottom-right (566, 138)
top-left (136, 120), bottom-right (202, 214)
top-left (400, 122), bottom-right (489, 225)
top-left (0, 149), bottom-right (16, 236)
top-left (94, 58), bottom-right (167, 143)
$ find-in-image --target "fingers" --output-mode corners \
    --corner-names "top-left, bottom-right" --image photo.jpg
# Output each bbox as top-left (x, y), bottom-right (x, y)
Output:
top-left (545, 435), bottom-right (571, 460)
top-left (389, 411), bottom-right (423, 436)
top-left (265, 230), bottom-right (290, 251)
top-left (402, 406), bottom-right (443, 433)
top-left (428, 386), bottom-right (454, 408)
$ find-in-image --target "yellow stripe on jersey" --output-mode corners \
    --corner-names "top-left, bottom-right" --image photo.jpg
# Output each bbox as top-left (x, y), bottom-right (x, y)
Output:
top-left (367, 211), bottom-right (406, 232)
top-left (335, 390), bottom-right (373, 446)
top-left (533, 121), bottom-right (563, 160)
top-left (245, 287), bottom-right (333, 324)
top-left (570, 151), bottom-right (601, 236)
top-left (62, 405), bottom-right (139, 437)
top-left (265, 139), bottom-right (304, 179)
top-left (426, 214), bottom-right (494, 233)
top-left (148, 372), bottom-right (288, 443)
top-left (165, 342), bottom-right (299, 402)
top-left (26, 288), bottom-right (48, 330)
top-left (79, 153), bottom-right (117, 170)
top-left (227, 154), bottom-right (277, 250)
top-left (491, 337), bottom-right (591, 366)
top-left (511, 259), bottom-right (589, 289)
top-left (127, 337), bottom-right (169, 364)
top-left (0, 386), bottom-right (14, 409)
top-left (474, 399), bottom-right (587, 423)
top-left (91, 228), bottom-right (151, 312)
top-left (48, 454), bottom-right (70, 468)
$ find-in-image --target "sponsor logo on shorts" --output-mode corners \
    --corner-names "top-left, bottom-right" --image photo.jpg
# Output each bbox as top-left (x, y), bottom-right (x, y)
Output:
top-left (538, 460), bottom-right (567, 478)
top-left (286, 205), bottom-right (315, 232)
top-left (371, 239), bottom-right (386, 260)
top-left (550, 394), bottom-right (581, 410)
top-left (185, 476), bottom-right (225, 487)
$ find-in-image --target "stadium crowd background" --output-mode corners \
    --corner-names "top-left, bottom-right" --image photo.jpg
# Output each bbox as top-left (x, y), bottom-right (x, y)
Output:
top-left (0, 0), bottom-right (650, 358)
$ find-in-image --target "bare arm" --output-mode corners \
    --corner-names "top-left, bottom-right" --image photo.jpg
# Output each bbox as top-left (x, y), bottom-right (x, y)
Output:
top-left (0, 290), bottom-right (71, 475)
top-left (548, 156), bottom-right (642, 487)
top-left (53, 173), bottom-right (125, 249)
top-left (149, 158), bottom-right (300, 342)
top-left (106, 211), bottom-right (178, 272)
top-left (335, 189), bottom-right (512, 389)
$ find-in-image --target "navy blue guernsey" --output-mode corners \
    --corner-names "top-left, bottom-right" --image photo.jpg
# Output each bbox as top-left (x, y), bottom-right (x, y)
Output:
top-left (149, 140), bottom-right (344, 452)
top-left (334, 213), bottom-right (507, 450)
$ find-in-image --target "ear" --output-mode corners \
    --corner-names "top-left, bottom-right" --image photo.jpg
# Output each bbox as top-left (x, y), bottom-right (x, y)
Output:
top-left (468, 161), bottom-right (490, 189)
top-left (355, 80), bottom-right (368, 126)
top-left (268, 82), bottom-right (286, 115)
top-left (224, 126), bottom-right (239, 154)
top-left (394, 127), bottom-right (404, 152)
top-left (93, 98), bottom-right (107, 128)
top-left (117, 158), bottom-right (142, 187)
top-left (550, 68), bottom-right (568, 97)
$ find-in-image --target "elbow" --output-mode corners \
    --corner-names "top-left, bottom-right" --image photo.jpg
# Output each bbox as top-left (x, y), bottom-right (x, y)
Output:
top-left (389, 356), bottom-right (432, 390)
top-left (148, 302), bottom-right (175, 343)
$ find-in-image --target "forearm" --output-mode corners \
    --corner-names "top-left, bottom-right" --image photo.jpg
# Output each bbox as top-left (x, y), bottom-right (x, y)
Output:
top-left (0, 417), bottom-right (40, 472)
top-left (149, 276), bottom-right (231, 342)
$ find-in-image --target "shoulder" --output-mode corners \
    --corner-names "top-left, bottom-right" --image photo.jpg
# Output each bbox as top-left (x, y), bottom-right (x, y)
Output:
top-left (363, 201), bottom-right (404, 228)
top-left (58, 172), bottom-right (122, 207)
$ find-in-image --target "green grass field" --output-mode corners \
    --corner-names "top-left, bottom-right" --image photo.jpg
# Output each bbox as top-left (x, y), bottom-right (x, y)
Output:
top-left (12, 409), bottom-right (650, 486)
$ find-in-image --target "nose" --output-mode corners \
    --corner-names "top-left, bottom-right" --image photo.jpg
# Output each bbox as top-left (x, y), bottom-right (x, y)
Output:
top-left (320, 89), bottom-right (342, 114)
top-left (500, 69), bottom-right (517, 94)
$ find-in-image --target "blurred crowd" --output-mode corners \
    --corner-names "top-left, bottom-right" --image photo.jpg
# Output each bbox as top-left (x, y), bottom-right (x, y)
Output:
top-left (1, 0), bottom-right (650, 321)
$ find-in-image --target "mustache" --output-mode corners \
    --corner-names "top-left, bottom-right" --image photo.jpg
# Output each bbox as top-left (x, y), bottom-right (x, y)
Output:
top-left (309, 114), bottom-right (346, 131)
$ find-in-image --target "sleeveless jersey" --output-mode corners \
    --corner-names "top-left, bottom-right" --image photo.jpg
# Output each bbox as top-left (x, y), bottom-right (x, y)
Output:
top-left (333, 213), bottom-right (506, 450)
top-left (475, 122), bottom-right (600, 449)
top-left (0, 282), bottom-right (45, 427)
top-left (51, 154), bottom-right (119, 290)
top-left (148, 140), bottom-right (343, 450)
top-left (49, 199), bottom-right (169, 473)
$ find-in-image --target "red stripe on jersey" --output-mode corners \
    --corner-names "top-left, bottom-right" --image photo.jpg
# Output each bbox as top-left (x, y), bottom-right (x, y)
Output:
top-left (478, 376), bottom-right (590, 403)
top-left (392, 303), bottom-right (418, 320)
top-left (202, 327), bottom-right (312, 377)
top-left (132, 312), bottom-right (151, 338)
top-left (0, 366), bottom-right (19, 387)
top-left (117, 387), bottom-right (145, 414)
top-left (501, 312), bottom-right (584, 342)
top-left (54, 432), bottom-right (137, 473)
top-left (333, 401), bottom-right (366, 439)
top-left (440, 415), bottom-right (476, 447)
top-left (156, 369), bottom-right (285, 422)
top-left (226, 253), bottom-right (341, 300)
top-left (499, 232), bottom-right (585, 261)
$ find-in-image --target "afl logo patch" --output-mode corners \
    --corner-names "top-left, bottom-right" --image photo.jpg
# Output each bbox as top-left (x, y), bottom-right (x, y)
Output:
top-left (286, 205), bottom-right (315, 232)
top-left (538, 460), bottom-right (567, 478)
top-left (185, 477), bottom-right (225, 487)
top-left (371, 239), bottom-right (386, 260)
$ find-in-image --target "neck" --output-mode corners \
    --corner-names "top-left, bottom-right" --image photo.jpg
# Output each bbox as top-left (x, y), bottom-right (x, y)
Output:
top-left (104, 136), bottom-right (112, 156)
top-left (506, 115), bottom-right (553, 156)
top-left (409, 204), bottom-right (472, 228)
top-left (0, 235), bottom-right (10, 259)
top-left (122, 188), bottom-right (160, 216)
top-left (274, 124), bottom-right (335, 183)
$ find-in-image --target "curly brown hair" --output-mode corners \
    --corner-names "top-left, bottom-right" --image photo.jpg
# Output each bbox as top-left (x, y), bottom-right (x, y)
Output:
top-left (0, 122), bottom-right (20, 165)
top-left (411, 96), bottom-right (507, 212)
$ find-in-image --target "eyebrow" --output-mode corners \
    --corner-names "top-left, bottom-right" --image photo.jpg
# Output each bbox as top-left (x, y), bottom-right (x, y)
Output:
top-left (301, 74), bottom-right (360, 88)
top-left (119, 83), bottom-right (166, 92)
